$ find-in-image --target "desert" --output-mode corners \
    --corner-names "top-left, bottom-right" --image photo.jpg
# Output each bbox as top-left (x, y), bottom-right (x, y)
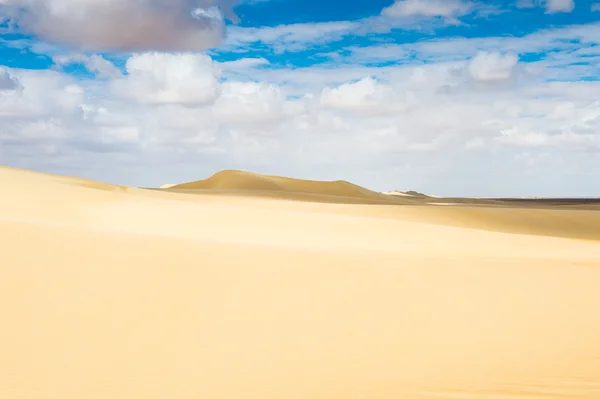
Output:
top-left (2, 165), bottom-right (600, 399)
top-left (2, 1), bottom-right (600, 396)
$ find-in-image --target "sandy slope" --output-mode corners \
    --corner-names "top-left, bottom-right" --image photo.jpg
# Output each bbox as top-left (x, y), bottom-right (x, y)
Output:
top-left (2, 166), bottom-right (600, 399)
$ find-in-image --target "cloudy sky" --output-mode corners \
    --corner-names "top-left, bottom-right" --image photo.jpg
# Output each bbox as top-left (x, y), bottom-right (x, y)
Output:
top-left (0, 0), bottom-right (599, 196)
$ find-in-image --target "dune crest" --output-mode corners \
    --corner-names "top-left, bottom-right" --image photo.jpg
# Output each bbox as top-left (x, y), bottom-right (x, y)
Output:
top-left (0, 166), bottom-right (125, 192)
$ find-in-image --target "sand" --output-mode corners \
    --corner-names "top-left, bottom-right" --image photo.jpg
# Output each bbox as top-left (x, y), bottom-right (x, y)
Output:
top-left (2, 166), bottom-right (600, 399)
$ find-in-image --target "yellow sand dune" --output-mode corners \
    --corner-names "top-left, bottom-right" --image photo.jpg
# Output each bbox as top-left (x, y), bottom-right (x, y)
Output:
top-left (2, 166), bottom-right (600, 399)
top-left (168, 169), bottom-right (410, 204)
top-left (0, 165), bottom-right (126, 192)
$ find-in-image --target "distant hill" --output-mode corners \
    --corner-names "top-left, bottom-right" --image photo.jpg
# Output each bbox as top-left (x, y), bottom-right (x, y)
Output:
top-left (168, 170), bottom-right (416, 204)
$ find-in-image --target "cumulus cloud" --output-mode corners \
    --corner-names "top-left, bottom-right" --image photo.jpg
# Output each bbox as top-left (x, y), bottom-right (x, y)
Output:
top-left (381, 0), bottom-right (474, 18)
top-left (320, 77), bottom-right (404, 115)
top-left (213, 81), bottom-right (289, 126)
top-left (111, 52), bottom-right (220, 106)
top-left (0, 0), bottom-right (239, 51)
top-left (468, 51), bottom-right (519, 82)
top-left (0, 69), bottom-right (83, 120)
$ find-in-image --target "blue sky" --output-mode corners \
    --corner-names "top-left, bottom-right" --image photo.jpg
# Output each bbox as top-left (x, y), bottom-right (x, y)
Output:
top-left (0, 0), bottom-right (600, 196)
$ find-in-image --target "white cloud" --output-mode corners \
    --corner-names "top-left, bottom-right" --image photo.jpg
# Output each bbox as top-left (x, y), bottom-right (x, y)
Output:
top-left (382, 0), bottom-right (474, 18)
top-left (0, 69), bottom-right (83, 120)
top-left (311, 23), bottom-right (599, 86)
top-left (592, 2), bottom-right (600, 11)
top-left (0, 0), bottom-right (237, 51)
top-left (319, 77), bottom-right (406, 115)
top-left (213, 81), bottom-right (290, 126)
top-left (225, 21), bottom-right (360, 52)
top-left (545, 0), bottom-right (575, 13)
top-left (111, 52), bottom-right (220, 106)
top-left (468, 51), bottom-right (519, 82)
top-left (53, 54), bottom-right (122, 78)
top-left (220, 58), bottom-right (270, 70)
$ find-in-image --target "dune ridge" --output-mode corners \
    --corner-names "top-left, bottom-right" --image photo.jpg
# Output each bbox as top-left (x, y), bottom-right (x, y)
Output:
top-left (2, 166), bottom-right (600, 399)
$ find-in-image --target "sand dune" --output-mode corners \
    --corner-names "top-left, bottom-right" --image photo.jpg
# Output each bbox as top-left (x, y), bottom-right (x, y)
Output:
top-left (2, 166), bottom-right (600, 399)
top-left (167, 169), bottom-right (412, 204)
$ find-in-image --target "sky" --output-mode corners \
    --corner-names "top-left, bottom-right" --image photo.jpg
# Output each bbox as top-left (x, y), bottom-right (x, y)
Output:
top-left (0, 0), bottom-right (599, 197)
